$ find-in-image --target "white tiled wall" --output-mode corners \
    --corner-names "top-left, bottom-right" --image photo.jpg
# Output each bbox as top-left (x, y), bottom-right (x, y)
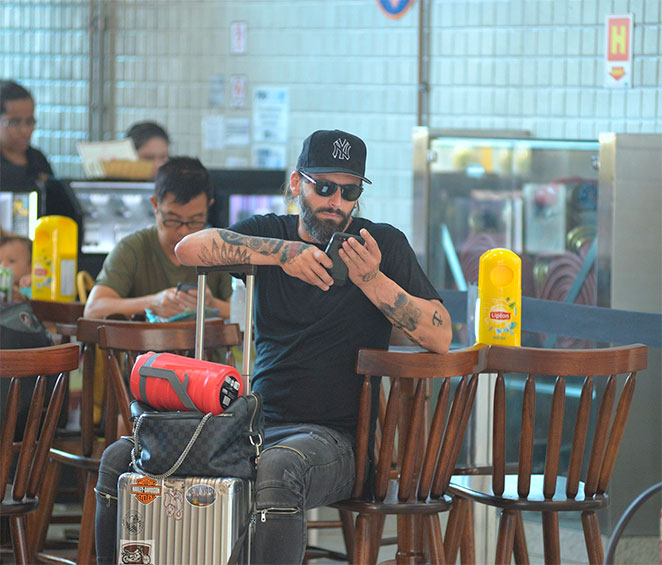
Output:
top-left (2, 0), bottom-right (660, 239)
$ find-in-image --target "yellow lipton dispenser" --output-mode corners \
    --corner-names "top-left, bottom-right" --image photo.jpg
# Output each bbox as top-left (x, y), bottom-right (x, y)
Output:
top-left (31, 215), bottom-right (78, 302)
top-left (476, 248), bottom-right (521, 346)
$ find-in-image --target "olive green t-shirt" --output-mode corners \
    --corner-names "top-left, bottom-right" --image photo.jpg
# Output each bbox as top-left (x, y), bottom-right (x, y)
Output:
top-left (95, 226), bottom-right (233, 303)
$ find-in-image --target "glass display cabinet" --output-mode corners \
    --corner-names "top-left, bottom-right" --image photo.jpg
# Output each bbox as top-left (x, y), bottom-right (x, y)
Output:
top-left (412, 128), bottom-right (600, 318)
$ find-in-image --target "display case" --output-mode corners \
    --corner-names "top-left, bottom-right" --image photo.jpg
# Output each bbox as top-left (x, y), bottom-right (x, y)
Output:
top-left (413, 129), bottom-right (600, 319)
top-left (69, 180), bottom-right (155, 254)
top-left (0, 189), bottom-right (41, 237)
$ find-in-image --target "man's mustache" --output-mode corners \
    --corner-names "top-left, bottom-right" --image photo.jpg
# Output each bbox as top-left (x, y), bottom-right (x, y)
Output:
top-left (314, 208), bottom-right (347, 220)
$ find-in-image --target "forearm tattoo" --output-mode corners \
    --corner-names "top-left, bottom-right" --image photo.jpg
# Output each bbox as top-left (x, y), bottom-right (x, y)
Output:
top-left (380, 293), bottom-right (421, 332)
top-left (361, 270), bottom-right (378, 282)
top-left (197, 239), bottom-right (250, 265)
top-left (279, 242), bottom-right (311, 264)
top-left (196, 230), bottom-right (289, 265)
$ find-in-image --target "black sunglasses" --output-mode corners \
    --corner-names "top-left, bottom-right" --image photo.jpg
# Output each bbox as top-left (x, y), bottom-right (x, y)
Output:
top-left (299, 171), bottom-right (363, 202)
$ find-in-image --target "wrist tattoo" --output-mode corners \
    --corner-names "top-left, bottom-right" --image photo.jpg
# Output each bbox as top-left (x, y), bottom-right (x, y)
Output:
top-left (432, 310), bottom-right (444, 326)
top-left (361, 270), bottom-right (378, 282)
top-left (380, 293), bottom-right (421, 332)
top-left (280, 242), bottom-right (310, 264)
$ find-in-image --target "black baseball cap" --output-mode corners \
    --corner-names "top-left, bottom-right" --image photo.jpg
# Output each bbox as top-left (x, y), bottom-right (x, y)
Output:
top-left (296, 129), bottom-right (372, 184)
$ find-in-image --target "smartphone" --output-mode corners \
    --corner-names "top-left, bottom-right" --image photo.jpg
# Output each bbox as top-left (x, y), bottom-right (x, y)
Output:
top-left (176, 282), bottom-right (197, 293)
top-left (324, 232), bottom-right (366, 286)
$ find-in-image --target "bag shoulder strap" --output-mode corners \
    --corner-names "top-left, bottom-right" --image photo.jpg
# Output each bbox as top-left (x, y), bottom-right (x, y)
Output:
top-left (131, 411), bottom-right (212, 480)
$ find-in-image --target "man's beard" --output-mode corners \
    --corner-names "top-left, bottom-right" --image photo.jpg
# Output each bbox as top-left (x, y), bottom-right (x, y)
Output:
top-left (299, 192), bottom-right (352, 245)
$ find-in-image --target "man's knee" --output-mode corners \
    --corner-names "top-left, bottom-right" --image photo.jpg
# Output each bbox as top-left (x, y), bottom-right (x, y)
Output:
top-left (256, 446), bottom-right (307, 508)
top-left (97, 437), bottom-right (133, 495)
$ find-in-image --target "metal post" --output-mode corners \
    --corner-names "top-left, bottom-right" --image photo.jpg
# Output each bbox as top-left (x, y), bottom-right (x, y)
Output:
top-left (242, 274), bottom-right (255, 394)
top-left (194, 272), bottom-right (206, 360)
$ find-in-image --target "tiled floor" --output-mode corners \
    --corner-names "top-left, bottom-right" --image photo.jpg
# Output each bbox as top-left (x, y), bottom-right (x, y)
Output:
top-left (3, 505), bottom-right (658, 564)
top-left (307, 506), bottom-right (660, 565)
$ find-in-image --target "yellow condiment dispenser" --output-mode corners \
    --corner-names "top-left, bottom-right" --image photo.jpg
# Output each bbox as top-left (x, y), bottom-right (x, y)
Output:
top-left (476, 248), bottom-right (521, 346)
top-left (31, 215), bottom-right (78, 302)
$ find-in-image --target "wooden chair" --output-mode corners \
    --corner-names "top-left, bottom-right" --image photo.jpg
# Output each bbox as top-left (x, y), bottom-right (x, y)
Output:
top-left (330, 344), bottom-right (487, 564)
top-left (0, 343), bottom-right (79, 564)
top-left (28, 299), bottom-right (85, 343)
top-left (31, 318), bottom-right (241, 564)
top-left (447, 343), bottom-right (648, 565)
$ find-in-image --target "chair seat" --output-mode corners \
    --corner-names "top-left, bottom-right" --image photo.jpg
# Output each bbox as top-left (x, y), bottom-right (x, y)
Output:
top-left (50, 438), bottom-right (109, 471)
top-left (1, 489), bottom-right (39, 516)
top-left (332, 479), bottom-right (453, 515)
top-left (449, 473), bottom-right (609, 512)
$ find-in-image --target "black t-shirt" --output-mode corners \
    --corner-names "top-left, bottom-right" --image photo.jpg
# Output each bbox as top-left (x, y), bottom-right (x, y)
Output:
top-left (0, 146), bottom-right (53, 191)
top-left (230, 214), bottom-right (442, 436)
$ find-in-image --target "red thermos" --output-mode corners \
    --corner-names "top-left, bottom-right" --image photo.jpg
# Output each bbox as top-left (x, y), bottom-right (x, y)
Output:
top-left (130, 352), bottom-right (243, 415)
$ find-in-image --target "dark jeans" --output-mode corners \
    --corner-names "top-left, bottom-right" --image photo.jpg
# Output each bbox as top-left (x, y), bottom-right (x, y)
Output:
top-left (95, 424), bottom-right (355, 564)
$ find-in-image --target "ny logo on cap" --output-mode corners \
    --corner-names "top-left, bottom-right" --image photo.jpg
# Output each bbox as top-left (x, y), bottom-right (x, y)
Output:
top-left (332, 138), bottom-right (351, 161)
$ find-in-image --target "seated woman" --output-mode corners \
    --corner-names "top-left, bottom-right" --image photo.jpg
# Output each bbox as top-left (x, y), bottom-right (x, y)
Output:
top-left (125, 121), bottom-right (170, 179)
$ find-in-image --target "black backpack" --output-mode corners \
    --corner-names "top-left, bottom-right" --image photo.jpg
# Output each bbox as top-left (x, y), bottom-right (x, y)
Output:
top-left (0, 301), bottom-right (58, 439)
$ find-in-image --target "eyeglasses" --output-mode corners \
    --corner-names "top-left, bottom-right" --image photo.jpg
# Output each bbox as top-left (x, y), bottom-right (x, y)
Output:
top-left (0, 117), bottom-right (37, 129)
top-left (299, 171), bottom-right (363, 202)
top-left (157, 208), bottom-right (206, 230)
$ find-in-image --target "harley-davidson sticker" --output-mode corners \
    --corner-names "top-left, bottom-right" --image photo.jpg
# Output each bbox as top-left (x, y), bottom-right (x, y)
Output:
top-left (130, 476), bottom-right (161, 505)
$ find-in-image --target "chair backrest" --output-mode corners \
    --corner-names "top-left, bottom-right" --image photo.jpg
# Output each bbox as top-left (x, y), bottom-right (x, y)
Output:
top-left (72, 317), bottom-right (241, 455)
top-left (29, 299), bottom-right (86, 328)
top-left (96, 319), bottom-right (242, 433)
top-left (484, 344), bottom-right (648, 500)
top-left (353, 345), bottom-right (487, 502)
top-left (0, 343), bottom-right (79, 502)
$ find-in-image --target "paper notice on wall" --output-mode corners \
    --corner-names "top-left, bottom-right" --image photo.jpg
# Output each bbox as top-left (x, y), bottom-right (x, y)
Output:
top-left (230, 75), bottom-right (247, 109)
top-left (202, 115), bottom-right (225, 150)
top-left (252, 144), bottom-right (286, 169)
top-left (225, 118), bottom-right (250, 146)
top-left (252, 87), bottom-right (289, 143)
top-left (208, 74), bottom-right (225, 107)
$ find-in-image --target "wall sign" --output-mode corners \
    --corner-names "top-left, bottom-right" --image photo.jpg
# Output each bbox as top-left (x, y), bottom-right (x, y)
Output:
top-left (231, 21), bottom-right (247, 54)
top-left (604, 14), bottom-right (633, 88)
top-left (377, 0), bottom-right (416, 19)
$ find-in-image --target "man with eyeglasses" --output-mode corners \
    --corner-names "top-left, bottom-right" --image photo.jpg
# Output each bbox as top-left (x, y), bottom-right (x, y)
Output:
top-left (83, 157), bottom-right (232, 320)
top-left (93, 130), bottom-right (451, 565)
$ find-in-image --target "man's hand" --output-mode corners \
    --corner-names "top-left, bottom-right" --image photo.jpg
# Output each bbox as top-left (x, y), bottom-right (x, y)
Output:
top-left (340, 228), bottom-right (382, 288)
top-left (279, 242), bottom-right (335, 291)
top-left (150, 286), bottom-right (193, 317)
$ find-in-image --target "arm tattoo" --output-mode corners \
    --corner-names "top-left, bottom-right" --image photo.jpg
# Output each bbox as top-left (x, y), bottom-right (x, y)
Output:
top-left (218, 230), bottom-right (285, 256)
top-left (379, 293), bottom-right (421, 332)
top-left (361, 270), bottom-right (378, 283)
top-left (197, 229), bottom-right (290, 265)
top-left (279, 242), bottom-right (311, 264)
top-left (432, 310), bottom-right (444, 326)
top-left (197, 239), bottom-right (250, 265)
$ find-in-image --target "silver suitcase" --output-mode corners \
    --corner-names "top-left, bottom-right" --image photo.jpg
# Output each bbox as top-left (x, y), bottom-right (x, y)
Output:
top-left (116, 473), bottom-right (250, 565)
top-left (117, 265), bottom-right (258, 565)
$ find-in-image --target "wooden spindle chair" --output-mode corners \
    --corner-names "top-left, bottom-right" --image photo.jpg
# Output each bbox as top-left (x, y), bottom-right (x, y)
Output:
top-left (0, 343), bottom-right (79, 564)
top-left (330, 344), bottom-right (487, 564)
top-left (447, 343), bottom-right (648, 565)
top-left (32, 318), bottom-right (240, 564)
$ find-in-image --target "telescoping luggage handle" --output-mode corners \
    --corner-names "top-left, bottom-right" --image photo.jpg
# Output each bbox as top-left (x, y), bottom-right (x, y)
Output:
top-left (196, 264), bottom-right (257, 394)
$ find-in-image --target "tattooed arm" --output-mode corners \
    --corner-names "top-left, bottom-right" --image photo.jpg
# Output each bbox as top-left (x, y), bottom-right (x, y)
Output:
top-left (175, 228), bottom-right (337, 290)
top-left (339, 228), bottom-right (452, 354)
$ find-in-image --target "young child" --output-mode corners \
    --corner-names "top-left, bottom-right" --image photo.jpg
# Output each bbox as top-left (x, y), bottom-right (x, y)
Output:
top-left (0, 232), bottom-right (32, 300)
